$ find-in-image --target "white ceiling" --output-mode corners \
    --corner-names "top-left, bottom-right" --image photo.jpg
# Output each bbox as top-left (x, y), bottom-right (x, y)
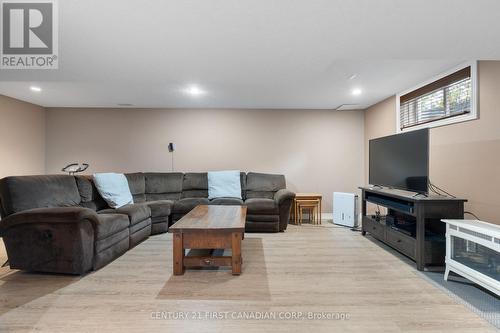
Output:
top-left (1, 0), bottom-right (500, 109)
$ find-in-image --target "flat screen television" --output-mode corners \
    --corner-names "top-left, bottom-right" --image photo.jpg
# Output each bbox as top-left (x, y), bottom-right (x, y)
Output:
top-left (369, 128), bottom-right (429, 193)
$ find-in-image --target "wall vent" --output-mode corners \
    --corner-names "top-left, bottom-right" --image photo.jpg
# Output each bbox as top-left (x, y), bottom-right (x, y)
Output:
top-left (335, 104), bottom-right (366, 111)
top-left (458, 227), bottom-right (492, 241)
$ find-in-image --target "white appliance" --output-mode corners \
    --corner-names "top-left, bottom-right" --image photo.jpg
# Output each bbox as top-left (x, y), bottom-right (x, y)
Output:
top-left (333, 192), bottom-right (358, 228)
top-left (442, 219), bottom-right (499, 296)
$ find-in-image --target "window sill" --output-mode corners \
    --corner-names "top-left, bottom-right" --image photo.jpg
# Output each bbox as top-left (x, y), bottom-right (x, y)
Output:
top-left (398, 112), bottom-right (479, 133)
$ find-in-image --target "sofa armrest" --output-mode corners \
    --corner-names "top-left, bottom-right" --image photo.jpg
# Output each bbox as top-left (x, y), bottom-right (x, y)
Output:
top-left (0, 207), bottom-right (99, 231)
top-left (274, 189), bottom-right (296, 232)
top-left (274, 189), bottom-right (295, 205)
top-left (0, 207), bottom-right (98, 274)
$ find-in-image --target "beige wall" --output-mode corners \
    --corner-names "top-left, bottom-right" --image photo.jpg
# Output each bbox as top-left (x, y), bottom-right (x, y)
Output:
top-left (46, 108), bottom-right (365, 212)
top-left (0, 95), bottom-right (46, 178)
top-left (363, 96), bottom-right (396, 182)
top-left (364, 61), bottom-right (500, 225)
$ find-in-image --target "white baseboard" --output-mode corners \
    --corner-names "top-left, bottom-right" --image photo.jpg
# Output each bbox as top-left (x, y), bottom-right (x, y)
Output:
top-left (322, 213), bottom-right (333, 222)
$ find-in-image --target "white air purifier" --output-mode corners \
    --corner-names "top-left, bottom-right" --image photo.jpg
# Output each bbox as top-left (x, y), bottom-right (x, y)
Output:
top-left (333, 192), bottom-right (359, 228)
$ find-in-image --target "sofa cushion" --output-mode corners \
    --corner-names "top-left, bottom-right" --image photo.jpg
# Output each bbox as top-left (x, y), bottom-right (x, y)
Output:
top-left (244, 198), bottom-right (279, 214)
top-left (98, 204), bottom-right (150, 225)
top-left (208, 170), bottom-right (242, 199)
top-left (0, 175), bottom-right (81, 217)
top-left (93, 173), bottom-right (134, 208)
top-left (145, 173), bottom-right (183, 201)
top-left (245, 173), bottom-right (286, 199)
top-left (173, 198), bottom-right (209, 214)
top-left (151, 222), bottom-right (168, 234)
top-left (94, 213), bottom-right (130, 240)
top-left (145, 200), bottom-right (173, 218)
top-left (75, 176), bottom-right (109, 211)
top-left (95, 229), bottom-right (129, 254)
top-left (239, 172), bottom-right (247, 200)
top-left (125, 173), bottom-right (146, 203)
top-left (181, 173), bottom-right (208, 198)
top-left (129, 218), bottom-right (151, 235)
top-left (210, 197), bottom-right (244, 206)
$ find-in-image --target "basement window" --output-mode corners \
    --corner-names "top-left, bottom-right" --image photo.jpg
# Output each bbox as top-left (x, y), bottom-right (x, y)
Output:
top-left (396, 62), bottom-right (478, 132)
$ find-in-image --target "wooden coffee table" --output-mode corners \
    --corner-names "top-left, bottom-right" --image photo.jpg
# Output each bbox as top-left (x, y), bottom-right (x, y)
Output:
top-left (169, 205), bottom-right (246, 275)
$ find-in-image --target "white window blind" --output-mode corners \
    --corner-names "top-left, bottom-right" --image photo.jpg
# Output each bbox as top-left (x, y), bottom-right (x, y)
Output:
top-left (399, 67), bottom-right (472, 130)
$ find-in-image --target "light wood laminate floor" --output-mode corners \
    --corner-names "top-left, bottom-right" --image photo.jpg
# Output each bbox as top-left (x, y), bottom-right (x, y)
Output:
top-left (0, 224), bottom-right (495, 332)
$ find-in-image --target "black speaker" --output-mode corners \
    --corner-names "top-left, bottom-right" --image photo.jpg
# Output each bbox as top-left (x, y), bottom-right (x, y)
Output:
top-left (168, 143), bottom-right (175, 152)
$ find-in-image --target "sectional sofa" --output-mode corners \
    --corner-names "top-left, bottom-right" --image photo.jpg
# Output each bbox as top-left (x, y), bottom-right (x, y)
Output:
top-left (0, 172), bottom-right (295, 274)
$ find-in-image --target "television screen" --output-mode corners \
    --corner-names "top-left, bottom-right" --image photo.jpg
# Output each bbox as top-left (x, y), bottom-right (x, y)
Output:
top-left (369, 129), bottom-right (429, 193)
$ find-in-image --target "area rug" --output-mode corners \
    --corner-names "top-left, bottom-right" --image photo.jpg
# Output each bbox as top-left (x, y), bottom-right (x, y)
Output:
top-left (416, 271), bottom-right (500, 329)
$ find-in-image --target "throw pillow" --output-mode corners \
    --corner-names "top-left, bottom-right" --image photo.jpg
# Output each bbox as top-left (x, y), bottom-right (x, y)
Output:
top-left (93, 173), bottom-right (134, 208)
top-left (208, 170), bottom-right (242, 199)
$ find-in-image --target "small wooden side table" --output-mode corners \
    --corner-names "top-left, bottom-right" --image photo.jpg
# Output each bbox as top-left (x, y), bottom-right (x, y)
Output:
top-left (292, 193), bottom-right (322, 225)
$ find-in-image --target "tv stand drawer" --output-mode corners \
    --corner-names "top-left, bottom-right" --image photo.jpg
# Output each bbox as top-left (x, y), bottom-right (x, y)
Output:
top-left (386, 228), bottom-right (416, 259)
top-left (363, 216), bottom-right (385, 240)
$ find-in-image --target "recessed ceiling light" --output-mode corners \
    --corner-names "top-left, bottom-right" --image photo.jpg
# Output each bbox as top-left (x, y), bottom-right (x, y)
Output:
top-left (351, 88), bottom-right (362, 96)
top-left (30, 86), bottom-right (42, 92)
top-left (182, 85), bottom-right (207, 97)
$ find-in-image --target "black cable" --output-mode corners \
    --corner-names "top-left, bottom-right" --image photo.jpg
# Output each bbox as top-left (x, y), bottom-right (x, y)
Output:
top-left (1, 260), bottom-right (8, 268)
top-left (428, 180), bottom-right (456, 198)
top-left (464, 211), bottom-right (480, 220)
top-left (428, 182), bottom-right (441, 195)
top-left (427, 182), bottom-right (438, 194)
top-left (374, 204), bottom-right (382, 222)
top-left (431, 182), bottom-right (456, 198)
top-left (429, 183), bottom-right (445, 196)
top-left (432, 182), bottom-right (454, 197)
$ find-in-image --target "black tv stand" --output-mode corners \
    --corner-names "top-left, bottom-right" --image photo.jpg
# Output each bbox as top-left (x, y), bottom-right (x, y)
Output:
top-left (359, 186), bottom-right (466, 271)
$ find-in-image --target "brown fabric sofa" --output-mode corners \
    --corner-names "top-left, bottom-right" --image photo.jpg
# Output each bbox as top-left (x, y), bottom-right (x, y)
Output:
top-left (0, 172), bottom-right (295, 275)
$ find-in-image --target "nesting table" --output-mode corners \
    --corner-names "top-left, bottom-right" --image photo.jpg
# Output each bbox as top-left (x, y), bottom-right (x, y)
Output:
top-left (292, 193), bottom-right (322, 225)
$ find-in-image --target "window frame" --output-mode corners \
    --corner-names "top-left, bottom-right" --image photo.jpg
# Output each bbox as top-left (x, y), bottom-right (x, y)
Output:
top-left (396, 61), bottom-right (478, 133)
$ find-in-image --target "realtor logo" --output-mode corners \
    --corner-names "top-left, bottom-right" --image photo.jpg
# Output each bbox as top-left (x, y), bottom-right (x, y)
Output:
top-left (1, 0), bottom-right (58, 69)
